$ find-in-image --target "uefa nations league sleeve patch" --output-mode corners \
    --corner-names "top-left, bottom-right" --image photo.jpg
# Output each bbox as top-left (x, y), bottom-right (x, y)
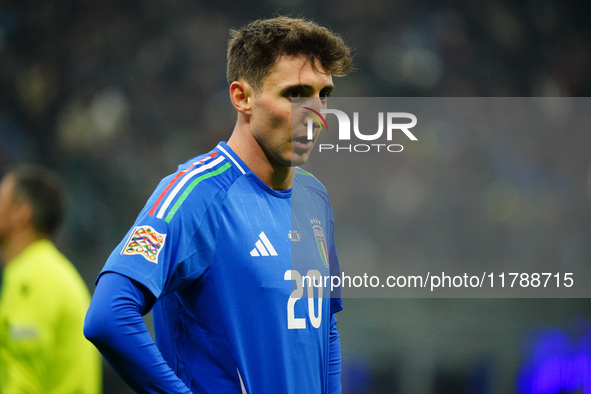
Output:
top-left (121, 225), bottom-right (166, 263)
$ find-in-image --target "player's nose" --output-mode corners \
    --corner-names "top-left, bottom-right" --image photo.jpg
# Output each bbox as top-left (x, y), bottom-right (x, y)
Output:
top-left (303, 96), bottom-right (324, 112)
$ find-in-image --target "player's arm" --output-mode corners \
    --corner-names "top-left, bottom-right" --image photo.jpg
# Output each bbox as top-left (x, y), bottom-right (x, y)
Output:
top-left (328, 313), bottom-right (342, 393)
top-left (327, 208), bottom-right (343, 393)
top-left (84, 272), bottom-right (192, 394)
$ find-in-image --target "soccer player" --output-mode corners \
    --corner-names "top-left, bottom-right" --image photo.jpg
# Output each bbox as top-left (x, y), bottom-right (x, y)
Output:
top-left (0, 165), bottom-right (102, 393)
top-left (84, 16), bottom-right (352, 393)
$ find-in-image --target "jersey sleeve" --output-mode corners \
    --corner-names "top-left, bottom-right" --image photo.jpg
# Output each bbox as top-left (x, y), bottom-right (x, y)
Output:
top-left (84, 272), bottom-right (192, 393)
top-left (328, 314), bottom-right (342, 393)
top-left (328, 206), bottom-right (343, 315)
top-left (99, 155), bottom-right (228, 299)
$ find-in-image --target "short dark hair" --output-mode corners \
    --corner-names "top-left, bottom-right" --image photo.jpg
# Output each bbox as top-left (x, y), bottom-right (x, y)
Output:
top-left (9, 165), bottom-right (66, 237)
top-left (227, 16), bottom-right (353, 91)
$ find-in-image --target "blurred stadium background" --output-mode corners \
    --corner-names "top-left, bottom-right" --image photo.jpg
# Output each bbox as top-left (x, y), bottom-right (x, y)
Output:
top-left (1, 0), bottom-right (590, 392)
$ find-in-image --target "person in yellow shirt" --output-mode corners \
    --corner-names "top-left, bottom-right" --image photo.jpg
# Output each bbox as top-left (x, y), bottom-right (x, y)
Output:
top-left (0, 165), bottom-right (101, 393)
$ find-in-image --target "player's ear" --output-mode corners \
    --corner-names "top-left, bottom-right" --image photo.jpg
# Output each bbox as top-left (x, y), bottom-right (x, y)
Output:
top-left (229, 80), bottom-right (253, 115)
top-left (13, 200), bottom-right (33, 230)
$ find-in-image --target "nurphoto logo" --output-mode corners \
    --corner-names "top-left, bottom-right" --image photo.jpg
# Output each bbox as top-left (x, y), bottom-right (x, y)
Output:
top-left (305, 108), bottom-right (418, 153)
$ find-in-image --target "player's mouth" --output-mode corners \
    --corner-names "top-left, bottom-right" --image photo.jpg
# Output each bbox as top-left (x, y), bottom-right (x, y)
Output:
top-left (292, 135), bottom-right (315, 151)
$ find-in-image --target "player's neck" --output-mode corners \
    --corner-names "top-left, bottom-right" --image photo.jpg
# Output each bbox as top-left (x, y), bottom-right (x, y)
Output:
top-left (267, 165), bottom-right (294, 191)
top-left (0, 228), bottom-right (44, 265)
top-left (227, 129), bottom-right (294, 191)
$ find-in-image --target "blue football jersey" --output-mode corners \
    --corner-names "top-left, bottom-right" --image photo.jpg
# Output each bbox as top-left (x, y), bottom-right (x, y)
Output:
top-left (100, 142), bottom-right (342, 393)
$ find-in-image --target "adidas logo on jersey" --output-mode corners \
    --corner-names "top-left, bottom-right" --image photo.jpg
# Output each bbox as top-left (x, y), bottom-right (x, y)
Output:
top-left (250, 231), bottom-right (278, 257)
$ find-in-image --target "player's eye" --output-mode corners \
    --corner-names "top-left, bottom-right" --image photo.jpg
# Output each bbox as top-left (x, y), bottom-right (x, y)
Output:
top-left (319, 89), bottom-right (332, 103)
top-left (285, 88), bottom-right (304, 99)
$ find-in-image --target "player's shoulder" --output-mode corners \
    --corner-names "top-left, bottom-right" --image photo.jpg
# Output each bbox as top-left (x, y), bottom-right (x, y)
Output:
top-left (147, 145), bottom-right (241, 223)
top-left (9, 240), bottom-right (88, 306)
top-left (294, 167), bottom-right (329, 196)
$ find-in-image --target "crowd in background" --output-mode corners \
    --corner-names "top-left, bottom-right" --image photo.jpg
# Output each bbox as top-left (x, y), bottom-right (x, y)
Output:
top-left (1, 0), bottom-right (590, 274)
top-left (1, 0), bottom-right (590, 392)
